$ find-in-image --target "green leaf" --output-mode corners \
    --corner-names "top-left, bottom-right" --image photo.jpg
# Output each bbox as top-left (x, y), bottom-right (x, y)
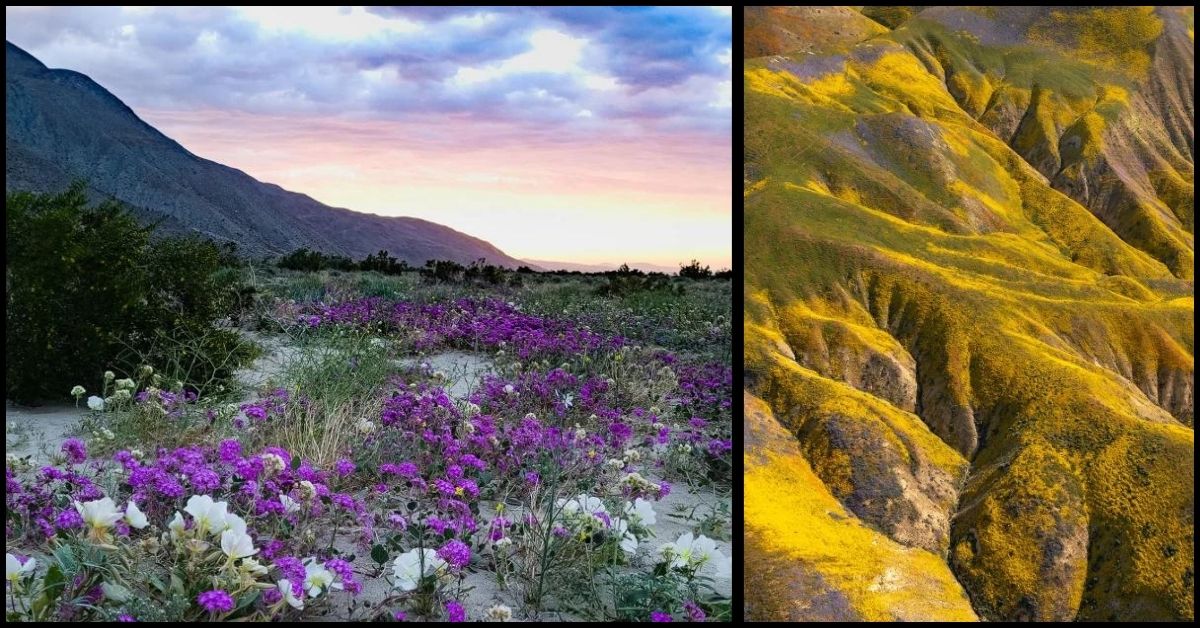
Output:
top-left (53, 544), bottom-right (79, 576)
top-left (291, 455), bottom-right (302, 471)
top-left (32, 564), bottom-right (66, 618)
top-left (170, 572), bottom-right (185, 596)
top-left (371, 544), bottom-right (389, 565)
top-left (147, 573), bottom-right (168, 594)
top-left (101, 581), bottom-right (132, 603)
top-left (234, 591), bottom-right (261, 614)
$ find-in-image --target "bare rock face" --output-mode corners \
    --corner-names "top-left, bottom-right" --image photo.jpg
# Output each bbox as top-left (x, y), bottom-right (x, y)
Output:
top-left (800, 410), bottom-right (960, 554)
top-left (744, 6), bottom-right (888, 57)
top-left (749, 343), bottom-right (969, 556)
top-left (744, 391), bottom-right (976, 622)
top-left (775, 299), bottom-right (920, 413)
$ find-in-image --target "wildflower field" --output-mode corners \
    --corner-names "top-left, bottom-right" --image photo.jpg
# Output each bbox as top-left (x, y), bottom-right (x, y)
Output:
top-left (6, 269), bottom-right (732, 622)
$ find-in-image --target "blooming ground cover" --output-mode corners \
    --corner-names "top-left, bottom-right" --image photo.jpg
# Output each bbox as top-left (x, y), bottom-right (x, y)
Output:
top-left (6, 272), bottom-right (732, 622)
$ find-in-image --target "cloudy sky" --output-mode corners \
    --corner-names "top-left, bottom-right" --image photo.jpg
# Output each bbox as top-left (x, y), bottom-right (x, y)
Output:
top-left (6, 6), bottom-right (731, 268)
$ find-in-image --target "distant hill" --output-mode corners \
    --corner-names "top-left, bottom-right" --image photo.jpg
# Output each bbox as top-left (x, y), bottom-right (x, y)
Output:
top-left (521, 259), bottom-right (681, 274)
top-left (4, 41), bottom-right (524, 267)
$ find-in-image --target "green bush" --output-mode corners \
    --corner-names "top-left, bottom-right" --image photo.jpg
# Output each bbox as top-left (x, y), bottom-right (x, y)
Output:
top-left (5, 184), bottom-right (256, 402)
top-left (277, 247), bottom-right (355, 272)
top-left (678, 259), bottom-right (713, 279)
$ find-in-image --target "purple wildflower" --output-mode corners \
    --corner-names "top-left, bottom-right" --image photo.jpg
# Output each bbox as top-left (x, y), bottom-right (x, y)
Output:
top-left (274, 557), bottom-right (306, 597)
top-left (684, 600), bottom-right (706, 622)
top-left (56, 507), bottom-right (84, 530)
top-left (61, 438), bottom-right (87, 464)
top-left (218, 439), bottom-right (242, 463)
top-left (197, 589), bottom-right (235, 614)
top-left (446, 600), bottom-right (466, 622)
top-left (189, 468), bottom-right (221, 492)
top-left (335, 459), bottom-right (356, 476)
top-left (437, 539), bottom-right (471, 570)
top-left (261, 588), bottom-right (282, 605)
top-left (651, 611), bottom-right (674, 622)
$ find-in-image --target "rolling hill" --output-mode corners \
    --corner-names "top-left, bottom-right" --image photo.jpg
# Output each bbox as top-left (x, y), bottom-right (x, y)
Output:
top-left (744, 6), bottom-right (1194, 622)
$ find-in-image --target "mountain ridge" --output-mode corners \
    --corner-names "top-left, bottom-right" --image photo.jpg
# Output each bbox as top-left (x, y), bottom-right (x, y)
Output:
top-left (4, 41), bottom-right (525, 267)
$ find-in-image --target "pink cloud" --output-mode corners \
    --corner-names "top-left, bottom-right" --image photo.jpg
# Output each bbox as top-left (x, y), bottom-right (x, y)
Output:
top-left (140, 108), bottom-right (732, 268)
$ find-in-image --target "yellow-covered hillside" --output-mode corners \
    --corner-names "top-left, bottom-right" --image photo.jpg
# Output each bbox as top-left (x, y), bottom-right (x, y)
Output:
top-left (744, 5), bottom-right (1194, 622)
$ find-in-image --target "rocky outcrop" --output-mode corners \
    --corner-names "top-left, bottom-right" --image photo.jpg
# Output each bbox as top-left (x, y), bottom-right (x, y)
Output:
top-left (744, 391), bottom-right (977, 622)
top-left (747, 333), bottom-right (969, 554)
top-left (951, 443), bottom-right (1090, 621)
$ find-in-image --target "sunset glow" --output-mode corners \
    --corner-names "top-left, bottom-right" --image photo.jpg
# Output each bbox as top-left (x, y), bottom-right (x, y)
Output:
top-left (6, 6), bottom-right (732, 268)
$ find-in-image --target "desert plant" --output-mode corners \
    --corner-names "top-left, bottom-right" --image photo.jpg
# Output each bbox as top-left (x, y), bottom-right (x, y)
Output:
top-left (5, 184), bottom-right (255, 402)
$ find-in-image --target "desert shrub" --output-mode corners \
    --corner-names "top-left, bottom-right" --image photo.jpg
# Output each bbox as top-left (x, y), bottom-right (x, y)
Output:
top-left (421, 259), bottom-right (465, 283)
top-left (5, 184), bottom-right (255, 402)
top-left (358, 249), bottom-right (409, 275)
top-left (677, 259), bottom-right (713, 280)
top-left (277, 247), bottom-right (355, 272)
top-left (595, 273), bottom-right (681, 298)
top-left (463, 259), bottom-right (507, 285)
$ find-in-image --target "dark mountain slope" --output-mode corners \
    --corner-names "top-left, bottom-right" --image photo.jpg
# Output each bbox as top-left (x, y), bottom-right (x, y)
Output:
top-left (5, 41), bottom-right (524, 267)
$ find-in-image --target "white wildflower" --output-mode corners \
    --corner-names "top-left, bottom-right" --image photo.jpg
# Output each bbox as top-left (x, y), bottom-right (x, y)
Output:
top-left (75, 497), bottom-right (123, 532)
top-left (242, 557), bottom-right (269, 577)
top-left (6, 554), bottom-right (36, 585)
top-left (277, 579), bottom-right (304, 609)
top-left (124, 500), bottom-right (149, 529)
top-left (303, 559), bottom-right (340, 597)
top-left (220, 528), bottom-right (257, 560)
top-left (70, 385), bottom-right (86, 397)
top-left (485, 604), bottom-right (513, 621)
top-left (184, 494), bottom-right (230, 537)
top-left (392, 548), bottom-right (446, 592)
top-left (87, 396), bottom-right (105, 411)
top-left (279, 493), bottom-right (301, 514)
top-left (262, 453), bottom-right (286, 476)
top-left (611, 517), bottom-right (638, 554)
top-left (167, 511), bottom-right (187, 540)
top-left (659, 532), bottom-right (727, 576)
top-left (624, 498), bottom-right (657, 526)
